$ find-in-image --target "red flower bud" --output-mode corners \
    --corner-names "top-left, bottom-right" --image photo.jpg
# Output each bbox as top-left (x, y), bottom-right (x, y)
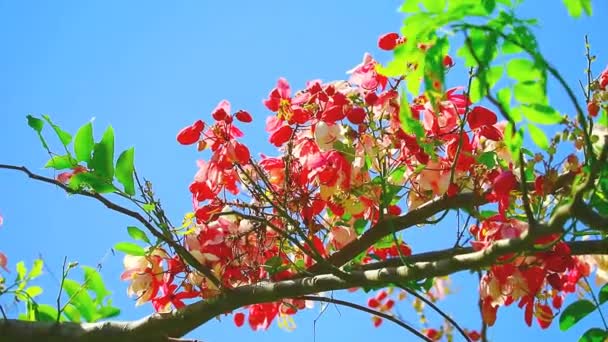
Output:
top-left (378, 32), bottom-right (400, 51)
top-left (234, 312), bottom-right (245, 327)
top-left (443, 55), bottom-right (454, 67)
top-left (347, 107), bottom-right (366, 124)
top-left (176, 120), bottom-right (205, 145)
top-left (587, 101), bottom-right (600, 117)
top-left (235, 110), bottom-right (253, 123)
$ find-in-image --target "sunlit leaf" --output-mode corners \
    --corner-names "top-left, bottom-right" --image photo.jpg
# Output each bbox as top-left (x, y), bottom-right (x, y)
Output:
top-left (26, 115), bottom-right (49, 150)
top-left (527, 124), bottom-right (550, 150)
top-left (114, 242), bottom-right (146, 256)
top-left (520, 104), bottom-right (563, 124)
top-left (29, 259), bottom-right (44, 279)
top-left (74, 122), bottom-right (94, 163)
top-left (63, 304), bottom-right (81, 323)
top-left (35, 304), bottom-right (59, 323)
top-left (25, 285), bottom-right (43, 298)
top-left (69, 172), bottom-right (116, 194)
top-left (422, 0), bottom-right (445, 13)
top-left (16, 261), bottom-right (27, 281)
top-left (116, 147), bottom-right (135, 195)
top-left (506, 58), bottom-right (542, 82)
top-left (42, 114), bottom-right (72, 148)
top-left (96, 306), bottom-right (120, 320)
top-left (562, 0), bottom-right (591, 17)
top-left (127, 226), bottom-right (151, 245)
top-left (559, 299), bottom-right (596, 331)
top-left (90, 126), bottom-right (115, 180)
top-left (62, 278), bottom-right (96, 322)
top-left (599, 283), bottom-right (608, 304)
top-left (579, 328), bottom-right (608, 342)
top-left (82, 266), bottom-right (110, 304)
top-left (44, 155), bottom-right (78, 170)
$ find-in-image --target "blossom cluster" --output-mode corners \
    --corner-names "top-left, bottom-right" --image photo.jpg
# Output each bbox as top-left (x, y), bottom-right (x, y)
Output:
top-left (116, 32), bottom-right (608, 333)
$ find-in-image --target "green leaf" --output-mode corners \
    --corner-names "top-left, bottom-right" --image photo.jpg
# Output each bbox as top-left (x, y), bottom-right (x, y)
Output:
top-left (42, 114), bottom-right (72, 147)
top-left (562, 0), bottom-right (591, 17)
top-left (514, 81), bottom-right (546, 104)
top-left (62, 278), bottom-right (96, 322)
top-left (26, 115), bottom-right (44, 132)
top-left (29, 259), bottom-right (44, 279)
top-left (559, 299), bottom-right (596, 331)
top-left (74, 122), bottom-right (94, 163)
top-left (16, 261), bottom-right (27, 281)
top-left (44, 155), bottom-right (78, 170)
top-left (114, 242), bottom-right (146, 256)
top-left (506, 58), bottom-right (542, 82)
top-left (96, 306), bottom-right (120, 320)
top-left (563, 0), bottom-right (582, 17)
top-left (579, 328), bottom-right (608, 342)
top-left (502, 39), bottom-right (523, 54)
top-left (399, 92), bottom-right (425, 138)
top-left (82, 266), bottom-right (110, 303)
top-left (599, 283), bottom-right (608, 304)
top-left (127, 226), bottom-right (151, 245)
top-left (477, 151), bottom-right (498, 168)
top-left (481, 0), bottom-right (496, 13)
top-left (142, 203), bottom-right (155, 213)
top-left (422, 0), bottom-right (445, 13)
top-left (90, 126), bottom-right (115, 180)
top-left (63, 304), bottom-right (81, 323)
top-left (26, 115), bottom-right (50, 150)
top-left (527, 124), bottom-right (549, 150)
top-left (25, 285), bottom-right (43, 298)
top-left (35, 304), bottom-right (59, 323)
top-left (520, 104), bottom-right (563, 125)
top-left (399, 0), bottom-right (420, 12)
top-left (116, 147), bottom-right (135, 195)
top-left (69, 172), bottom-right (116, 194)
top-left (504, 123), bottom-right (524, 157)
top-left (354, 219), bottom-right (368, 235)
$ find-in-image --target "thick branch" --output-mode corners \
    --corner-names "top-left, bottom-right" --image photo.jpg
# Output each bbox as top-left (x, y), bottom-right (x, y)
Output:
top-left (3, 225), bottom-right (605, 341)
top-left (311, 172), bottom-right (575, 273)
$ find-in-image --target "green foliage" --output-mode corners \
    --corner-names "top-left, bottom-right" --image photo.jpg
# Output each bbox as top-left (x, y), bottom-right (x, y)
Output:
top-left (599, 283), bottom-right (608, 304)
top-left (61, 267), bottom-right (119, 323)
top-left (116, 147), bottom-right (136, 195)
top-left (26, 115), bottom-right (49, 150)
top-left (519, 104), bottom-right (563, 125)
top-left (74, 122), bottom-right (95, 163)
top-left (126, 226), bottom-right (151, 245)
top-left (41, 115), bottom-right (72, 149)
top-left (579, 328), bottom-right (608, 342)
top-left (562, 0), bottom-right (592, 18)
top-left (559, 299), bottom-right (596, 331)
top-left (114, 242), bottom-right (146, 256)
top-left (527, 123), bottom-right (550, 150)
top-left (44, 155), bottom-right (78, 170)
top-left (91, 126), bottom-right (115, 180)
top-left (26, 115), bottom-right (139, 198)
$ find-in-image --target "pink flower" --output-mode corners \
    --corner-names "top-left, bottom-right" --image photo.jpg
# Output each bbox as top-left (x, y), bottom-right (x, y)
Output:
top-left (329, 225), bottom-right (356, 250)
top-left (347, 53), bottom-right (387, 91)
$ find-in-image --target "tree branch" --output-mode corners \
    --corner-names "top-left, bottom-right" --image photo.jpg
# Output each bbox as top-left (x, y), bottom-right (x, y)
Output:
top-left (2, 224), bottom-right (605, 341)
top-left (0, 164), bottom-right (223, 289)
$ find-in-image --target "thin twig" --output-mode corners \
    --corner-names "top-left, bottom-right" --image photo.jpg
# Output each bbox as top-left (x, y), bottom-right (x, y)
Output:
top-left (0, 164), bottom-right (223, 289)
top-left (397, 284), bottom-right (472, 342)
top-left (300, 295), bottom-right (432, 342)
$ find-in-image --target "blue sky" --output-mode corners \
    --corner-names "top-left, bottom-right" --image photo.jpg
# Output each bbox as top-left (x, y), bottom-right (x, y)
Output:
top-left (0, 1), bottom-right (607, 341)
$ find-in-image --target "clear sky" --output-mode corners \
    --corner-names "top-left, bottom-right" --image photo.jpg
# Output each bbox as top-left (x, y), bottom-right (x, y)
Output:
top-left (0, 1), bottom-right (607, 341)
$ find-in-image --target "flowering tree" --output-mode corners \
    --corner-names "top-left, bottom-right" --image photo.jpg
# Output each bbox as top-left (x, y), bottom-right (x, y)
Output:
top-left (1, 0), bottom-right (608, 341)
